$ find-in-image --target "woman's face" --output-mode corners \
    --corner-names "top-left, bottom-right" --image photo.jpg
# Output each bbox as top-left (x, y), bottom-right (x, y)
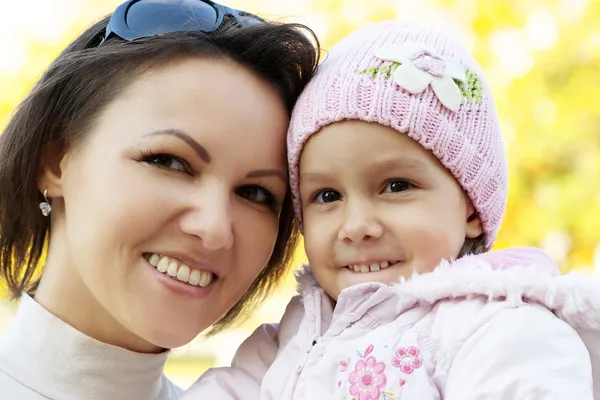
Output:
top-left (37, 57), bottom-right (289, 352)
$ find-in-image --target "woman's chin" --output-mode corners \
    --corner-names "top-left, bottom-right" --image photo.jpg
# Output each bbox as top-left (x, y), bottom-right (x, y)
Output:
top-left (121, 311), bottom-right (211, 352)
top-left (139, 327), bottom-right (202, 352)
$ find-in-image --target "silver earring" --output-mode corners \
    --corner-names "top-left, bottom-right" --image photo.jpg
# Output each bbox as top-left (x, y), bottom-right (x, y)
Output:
top-left (39, 189), bottom-right (51, 217)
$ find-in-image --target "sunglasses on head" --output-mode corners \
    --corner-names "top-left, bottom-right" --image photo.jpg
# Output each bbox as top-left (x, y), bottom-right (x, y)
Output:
top-left (96, 0), bottom-right (264, 45)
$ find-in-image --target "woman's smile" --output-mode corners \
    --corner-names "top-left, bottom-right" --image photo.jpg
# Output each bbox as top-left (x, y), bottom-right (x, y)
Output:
top-left (143, 252), bottom-right (217, 299)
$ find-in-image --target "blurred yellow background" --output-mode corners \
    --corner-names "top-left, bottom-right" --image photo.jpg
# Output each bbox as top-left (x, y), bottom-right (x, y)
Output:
top-left (1, 0), bottom-right (599, 389)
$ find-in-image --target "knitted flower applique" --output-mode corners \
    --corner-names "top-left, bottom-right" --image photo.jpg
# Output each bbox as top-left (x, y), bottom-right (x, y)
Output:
top-left (374, 42), bottom-right (467, 111)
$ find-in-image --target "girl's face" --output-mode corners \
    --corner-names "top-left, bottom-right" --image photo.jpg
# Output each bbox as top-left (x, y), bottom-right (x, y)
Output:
top-left (299, 121), bottom-right (483, 300)
top-left (37, 57), bottom-right (289, 352)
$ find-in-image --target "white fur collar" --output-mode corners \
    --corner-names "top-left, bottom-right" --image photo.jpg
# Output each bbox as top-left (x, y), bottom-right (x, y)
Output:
top-left (394, 258), bottom-right (600, 330)
top-left (295, 247), bottom-right (600, 330)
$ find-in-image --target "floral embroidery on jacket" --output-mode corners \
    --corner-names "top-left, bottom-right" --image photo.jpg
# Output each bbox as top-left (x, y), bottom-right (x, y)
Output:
top-left (339, 344), bottom-right (424, 399)
top-left (347, 345), bottom-right (387, 400)
top-left (391, 346), bottom-right (423, 374)
top-left (340, 357), bottom-right (351, 372)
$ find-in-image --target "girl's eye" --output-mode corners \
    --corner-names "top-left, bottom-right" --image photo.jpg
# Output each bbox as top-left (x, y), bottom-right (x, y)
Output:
top-left (314, 190), bottom-right (342, 203)
top-left (144, 154), bottom-right (188, 173)
top-left (384, 179), bottom-right (412, 193)
top-left (236, 185), bottom-right (278, 209)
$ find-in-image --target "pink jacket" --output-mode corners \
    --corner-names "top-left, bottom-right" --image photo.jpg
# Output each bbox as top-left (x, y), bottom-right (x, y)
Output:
top-left (183, 248), bottom-right (600, 399)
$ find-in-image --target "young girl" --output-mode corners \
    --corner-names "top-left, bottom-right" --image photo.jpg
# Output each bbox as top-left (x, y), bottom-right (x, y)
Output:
top-left (183, 21), bottom-right (600, 399)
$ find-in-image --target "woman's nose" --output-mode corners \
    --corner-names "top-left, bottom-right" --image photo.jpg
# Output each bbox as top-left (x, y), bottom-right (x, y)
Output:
top-left (179, 189), bottom-right (234, 250)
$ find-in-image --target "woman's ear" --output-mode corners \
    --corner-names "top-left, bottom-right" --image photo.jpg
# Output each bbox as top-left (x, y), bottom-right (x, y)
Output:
top-left (465, 201), bottom-right (483, 239)
top-left (37, 143), bottom-right (65, 198)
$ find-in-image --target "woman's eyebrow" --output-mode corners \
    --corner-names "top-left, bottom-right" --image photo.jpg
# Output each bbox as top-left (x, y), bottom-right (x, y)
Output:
top-left (143, 129), bottom-right (211, 163)
top-left (247, 169), bottom-right (287, 182)
top-left (143, 129), bottom-right (287, 182)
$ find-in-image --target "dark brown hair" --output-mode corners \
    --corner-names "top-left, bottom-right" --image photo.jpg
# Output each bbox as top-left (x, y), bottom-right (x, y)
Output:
top-left (456, 207), bottom-right (487, 258)
top-left (0, 14), bottom-right (319, 334)
top-left (458, 235), bottom-right (486, 258)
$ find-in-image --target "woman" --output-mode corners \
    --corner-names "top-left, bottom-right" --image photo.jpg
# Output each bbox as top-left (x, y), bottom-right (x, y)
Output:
top-left (0, 0), bottom-right (319, 398)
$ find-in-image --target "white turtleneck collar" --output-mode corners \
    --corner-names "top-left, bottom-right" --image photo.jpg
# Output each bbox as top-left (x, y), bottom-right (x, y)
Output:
top-left (0, 295), bottom-right (183, 400)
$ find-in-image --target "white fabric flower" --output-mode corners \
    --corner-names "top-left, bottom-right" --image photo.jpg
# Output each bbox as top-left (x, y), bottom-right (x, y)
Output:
top-left (375, 42), bottom-right (467, 111)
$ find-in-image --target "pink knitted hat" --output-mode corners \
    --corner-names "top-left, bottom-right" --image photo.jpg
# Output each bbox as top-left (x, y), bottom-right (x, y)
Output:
top-left (288, 21), bottom-right (507, 250)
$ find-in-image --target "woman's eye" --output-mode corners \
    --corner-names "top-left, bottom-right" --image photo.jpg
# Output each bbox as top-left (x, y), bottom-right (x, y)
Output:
top-left (384, 179), bottom-right (412, 193)
top-left (236, 185), bottom-right (275, 207)
top-left (314, 190), bottom-right (342, 203)
top-left (144, 154), bottom-right (188, 173)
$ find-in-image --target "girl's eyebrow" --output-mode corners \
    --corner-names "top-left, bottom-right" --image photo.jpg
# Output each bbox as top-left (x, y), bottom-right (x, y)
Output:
top-left (300, 157), bottom-right (428, 183)
top-left (299, 171), bottom-right (332, 184)
top-left (373, 157), bottom-right (428, 172)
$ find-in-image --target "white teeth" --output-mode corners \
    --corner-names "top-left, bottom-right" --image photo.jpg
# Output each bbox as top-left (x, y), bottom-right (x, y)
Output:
top-left (157, 257), bottom-right (169, 273)
top-left (149, 254), bottom-right (160, 267)
top-left (349, 260), bottom-right (396, 273)
top-left (167, 261), bottom-right (178, 277)
top-left (147, 254), bottom-right (214, 287)
top-left (189, 270), bottom-right (201, 286)
top-left (198, 271), bottom-right (213, 287)
top-left (177, 265), bottom-right (190, 282)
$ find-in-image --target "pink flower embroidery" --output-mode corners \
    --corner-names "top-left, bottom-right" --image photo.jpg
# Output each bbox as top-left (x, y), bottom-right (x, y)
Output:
top-left (411, 50), bottom-right (445, 77)
top-left (340, 358), bottom-right (351, 372)
top-left (391, 346), bottom-right (423, 374)
top-left (348, 356), bottom-right (387, 400)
